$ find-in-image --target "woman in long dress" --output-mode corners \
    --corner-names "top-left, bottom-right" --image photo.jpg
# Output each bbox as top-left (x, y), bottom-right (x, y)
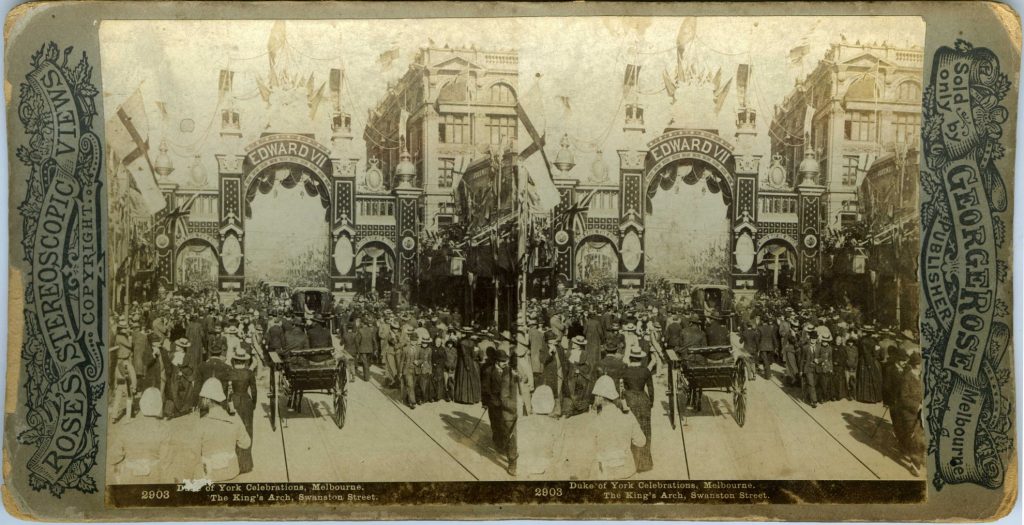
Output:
top-left (453, 331), bottom-right (481, 404)
top-left (227, 346), bottom-right (257, 475)
top-left (854, 331), bottom-right (884, 403)
top-left (830, 336), bottom-right (849, 401)
top-left (621, 349), bottom-right (654, 473)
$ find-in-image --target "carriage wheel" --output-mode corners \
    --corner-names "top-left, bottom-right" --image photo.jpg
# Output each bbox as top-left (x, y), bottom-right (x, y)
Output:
top-left (332, 363), bottom-right (347, 429)
top-left (733, 363), bottom-right (747, 427)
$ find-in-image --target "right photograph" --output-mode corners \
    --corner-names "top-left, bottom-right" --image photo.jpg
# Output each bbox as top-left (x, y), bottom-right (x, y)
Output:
top-left (514, 16), bottom-right (926, 481)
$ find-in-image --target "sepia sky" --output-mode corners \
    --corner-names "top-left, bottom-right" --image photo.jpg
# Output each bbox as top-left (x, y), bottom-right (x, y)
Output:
top-left (100, 16), bottom-right (925, 188)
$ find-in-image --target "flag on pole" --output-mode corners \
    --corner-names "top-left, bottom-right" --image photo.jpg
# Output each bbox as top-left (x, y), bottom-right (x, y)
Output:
top-left (713, 77), bottom-right (733, 114)
top-left (804, 104), bottom-right (816, 144)
top-left (788, 43), bottom-right (810, 65)
top-left (676, 18), bottom-right (698, 58)
top-left (308, 82), bottom-right (327, 120)
top-left (218, 70), bottom-right (234, 95)
top-left (106, 88), bottom-right (165, 215)
top-left (268, 21), bottom-right (287, 84)
top-left (662, 69), bottom-right (677, 102)
top-left (377, 47), bottom-right (400, 69)
top-left (623, 63), bottom-right (641, 88)
top-left (329, 68), bottom-right (343, 110)
top-left (516, 75), bottom-right (560, 213)
top-left (735, 63), bottom-right (751, 106)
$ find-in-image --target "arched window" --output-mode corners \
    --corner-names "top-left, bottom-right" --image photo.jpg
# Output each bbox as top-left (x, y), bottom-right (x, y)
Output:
top-left (896, 81), bottom-right (921, 102)
top-left (846, 75), bottom-right (879, 100)
top-left (489, 83), bottom-right (516, 104)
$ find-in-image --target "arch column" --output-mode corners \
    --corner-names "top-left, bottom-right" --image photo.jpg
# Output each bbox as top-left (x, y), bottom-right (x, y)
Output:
top-left (550, 178), bottom-right (579, 287)
top-left (393, 186), bottom-right (421, 302)
top-left (616, 150), bottom-right (647, 290)
top-left (731, 154), bottom-right (761, 301)
top-left (216, 154), bottom-right (245, 296)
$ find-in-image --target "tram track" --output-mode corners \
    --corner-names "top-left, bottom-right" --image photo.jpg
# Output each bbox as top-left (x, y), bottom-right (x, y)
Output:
top-left (766, 374), bottom-right (881, 479)
top-left (364, 371), bottom-right (482, 481)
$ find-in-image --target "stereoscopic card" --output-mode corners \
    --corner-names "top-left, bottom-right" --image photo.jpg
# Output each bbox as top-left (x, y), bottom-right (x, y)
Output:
top-left (2, 1), bottom-right (1019, 521)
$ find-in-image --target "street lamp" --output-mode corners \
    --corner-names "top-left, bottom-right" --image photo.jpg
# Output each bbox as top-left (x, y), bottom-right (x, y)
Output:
top-left (553, 134), bottom-right (576, 174)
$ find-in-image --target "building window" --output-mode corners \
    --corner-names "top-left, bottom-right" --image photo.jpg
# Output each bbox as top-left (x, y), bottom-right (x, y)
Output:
top-left (842, 155), bottom-right (860, 186)
top-left (359, 200), bottom-right (395, 217)
top-left (844, 111), bottom-right (877, 141)
top-left (490, 83), bottom-right (516, 105)
top-left (897, 82), bottom-right (921, 102)
top-left (894, 113), bottom-right (921, 146)
top-left (439, 113), bottom-right (470, 144)
top-left (437, 157), bottom-right (455, 188)
top-left (486, 115), bottom-right (517, 146)
top-left (839, 211), bottom-right (859, 228)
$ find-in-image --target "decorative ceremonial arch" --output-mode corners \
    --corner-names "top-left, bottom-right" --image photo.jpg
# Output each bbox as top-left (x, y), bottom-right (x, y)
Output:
top-left (152, 132), bottom-right (424, 300)
top-left (540, 127), bottom-right (830, 297)
top-left (644, 129), bottom-right (736, 198)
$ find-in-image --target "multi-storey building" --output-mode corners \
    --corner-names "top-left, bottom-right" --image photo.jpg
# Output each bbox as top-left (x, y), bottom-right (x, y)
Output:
top-left (364, 46), bottom-right (519, 230)
top-left (769, 40), bottom-right (924, 229)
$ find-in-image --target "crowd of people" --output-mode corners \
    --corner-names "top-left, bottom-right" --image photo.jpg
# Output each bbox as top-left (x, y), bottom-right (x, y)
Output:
top-left (512, 286), bottom-right (925, 478)
top-left (313, 293), bottom-right (520, 474)
top-left (108, 279), bottom-right (924, 483)
top-left (108, 286), bottom-right (265, 483)
top-left (108, 285), bottom-right (523, 481)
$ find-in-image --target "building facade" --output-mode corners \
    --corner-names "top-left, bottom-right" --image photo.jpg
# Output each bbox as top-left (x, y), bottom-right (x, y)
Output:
top-left (769, 40), bottom-right (924, 230)
top-left (539, 67), bottom-right (830, 301)
top-left (364, 46), bottom-right (519, 231)
top-left (117, 42), bottom-right (522, 308)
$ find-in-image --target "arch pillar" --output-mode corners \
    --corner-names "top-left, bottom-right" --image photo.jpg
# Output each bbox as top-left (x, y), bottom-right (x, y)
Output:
top-left (216, 154), bottom-right (245, 296)
top-left (731, 152), bottom-right (761, 302)
top-left (616, 150), bottom-right (646, 291)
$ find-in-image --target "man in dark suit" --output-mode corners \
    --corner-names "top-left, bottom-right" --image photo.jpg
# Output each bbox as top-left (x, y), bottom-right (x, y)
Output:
top-left (663, 314), bottom-right (684, 351)
top-left (195, 339), bottom-right (233, 406)
top-left (354, 317), bottom-right (376, 381)
top-left (801, 331), bottom-right (822, 407)
top-left (705, 315), bottom-right (730, 346)
top-left (680, 315), bottom-right (708, 351)
top-left (306, 315), bottom-right (333, 348)
top-left (583, 313), bottom-right (606, 368)
top-left (482, 347), bottom-right (517, 475)
top-left (757, 316), bottom-right (779, 378)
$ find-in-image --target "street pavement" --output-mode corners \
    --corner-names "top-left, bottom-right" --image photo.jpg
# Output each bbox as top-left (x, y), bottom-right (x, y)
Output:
top-left (237, 355), bottom-right (513, 482)
top-left (635, 362), bottom-right (925, 480)
top-left (111, 348), bottom-right (922, 483)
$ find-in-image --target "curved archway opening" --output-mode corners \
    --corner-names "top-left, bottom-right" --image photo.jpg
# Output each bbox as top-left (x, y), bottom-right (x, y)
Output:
top-left (575, 235), bottom-right (618, 287)
top-left (175, 239), bottom-right (219, 290)
top-left (354, 242), bottom-right (395, 295)
top-left (645, 159), bottom-right (732, 285)
top-left (245, 163), bottom-right (331, 288)
top-left (755, 239), bottom-right (797, 292)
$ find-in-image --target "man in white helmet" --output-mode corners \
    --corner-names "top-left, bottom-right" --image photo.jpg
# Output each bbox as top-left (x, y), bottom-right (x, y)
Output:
top-left (588, 374), bottom-right (646, 479)
top-left (195, 378), bottom-right (250, 481)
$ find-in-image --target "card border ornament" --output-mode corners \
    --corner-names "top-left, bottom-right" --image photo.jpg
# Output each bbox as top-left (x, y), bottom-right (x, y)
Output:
top-left (920, 39), bottom-right (1013, 491)
top-left (14, 43), bottom-right (105, 497)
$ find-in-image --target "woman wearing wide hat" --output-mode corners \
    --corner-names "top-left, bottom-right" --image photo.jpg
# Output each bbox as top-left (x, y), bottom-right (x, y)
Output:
top-left (621, 346), bottom-right (654, 472)
top-left (227, 344), bottom-right (258, 475)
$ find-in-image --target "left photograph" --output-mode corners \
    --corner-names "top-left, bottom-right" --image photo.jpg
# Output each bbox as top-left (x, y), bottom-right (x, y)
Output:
top-left (102, 19), bottom-right (521, 485)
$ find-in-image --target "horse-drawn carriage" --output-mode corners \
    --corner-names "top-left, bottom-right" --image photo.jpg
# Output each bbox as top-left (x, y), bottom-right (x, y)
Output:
top-left (290, 287), bottom-right (334, 319)
top-left (268, 347), bottom-right (349, 430)
top-left (665, 344), bottom-right (748, 427)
